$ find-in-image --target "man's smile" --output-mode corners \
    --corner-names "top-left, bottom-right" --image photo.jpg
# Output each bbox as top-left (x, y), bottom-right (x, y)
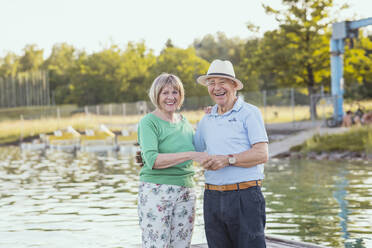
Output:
top-left (214, 92), bottom-right (226, 97)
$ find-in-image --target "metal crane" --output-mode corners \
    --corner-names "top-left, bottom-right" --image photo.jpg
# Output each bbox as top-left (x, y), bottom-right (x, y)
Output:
top-left (330, 17), bottom-right (372, 124)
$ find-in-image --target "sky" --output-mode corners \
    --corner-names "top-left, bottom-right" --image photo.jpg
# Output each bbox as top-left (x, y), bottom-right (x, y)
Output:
top-left (1, 0), bottom-right (372, 58)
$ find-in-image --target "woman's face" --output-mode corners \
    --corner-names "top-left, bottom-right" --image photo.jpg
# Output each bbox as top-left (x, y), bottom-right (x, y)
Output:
top-left (158, 84), bottom-right (180, 114)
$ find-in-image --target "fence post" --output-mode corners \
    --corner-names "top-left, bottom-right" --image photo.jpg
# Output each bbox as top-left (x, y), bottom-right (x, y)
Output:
top-left (122, 103), bottom-right (126, 116)
top-left (56, 107), bottom-right (61, 130)
top-left (321, 85), bottom-right (325, 121)
top-left (291, 88), bottom-right (295, 128)
top-left (109, 104), bottom-right (112, 116)
top-left (0, 78), bottom-right (3, 107)
top-left (84, 106), bottom-right (89, 116)
top-left (96, 105), bottom-right (100, 115)
top-left (20, 115), bottom-right (24, 143)
top-left (262, 90), bottom-right (267, 124)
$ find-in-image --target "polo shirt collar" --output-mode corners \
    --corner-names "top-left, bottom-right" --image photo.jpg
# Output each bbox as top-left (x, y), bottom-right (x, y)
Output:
top-left (210, 97), bottom-right (243, 116)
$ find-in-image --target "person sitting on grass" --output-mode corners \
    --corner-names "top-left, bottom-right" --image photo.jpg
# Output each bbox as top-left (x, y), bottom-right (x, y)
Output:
top-left (342, 110), bottom-right (353, 127)
top-left (362, 111), bottom-right (372, 125)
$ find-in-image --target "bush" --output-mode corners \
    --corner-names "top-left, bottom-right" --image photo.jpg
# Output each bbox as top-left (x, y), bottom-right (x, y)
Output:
top-left (292, 126), bottom-right (372, 153)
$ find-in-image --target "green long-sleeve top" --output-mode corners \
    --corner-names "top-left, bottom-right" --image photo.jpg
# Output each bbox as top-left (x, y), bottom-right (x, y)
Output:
top-left (137, 113), bottom-right (195, 187)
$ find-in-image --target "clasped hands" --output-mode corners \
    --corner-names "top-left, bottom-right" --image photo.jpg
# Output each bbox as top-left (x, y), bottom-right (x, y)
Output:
top-left (193, 152), bottom-right (229, 171)
top-left (135, 151), bottom-right (230, 171)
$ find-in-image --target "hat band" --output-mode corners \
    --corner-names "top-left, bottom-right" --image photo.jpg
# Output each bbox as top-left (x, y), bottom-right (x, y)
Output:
top-left (207, 72), bottom-right (235, 79)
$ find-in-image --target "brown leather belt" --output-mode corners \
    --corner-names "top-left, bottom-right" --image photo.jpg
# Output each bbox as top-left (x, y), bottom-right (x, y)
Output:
top-left (205, 180), bottom-right (262, 191)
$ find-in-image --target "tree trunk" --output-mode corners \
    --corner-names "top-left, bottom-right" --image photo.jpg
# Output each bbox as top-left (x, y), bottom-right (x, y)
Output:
top-left (307, 65), bottom-right (318, 120)
top-left (308, 85), bottom-right (318, 121)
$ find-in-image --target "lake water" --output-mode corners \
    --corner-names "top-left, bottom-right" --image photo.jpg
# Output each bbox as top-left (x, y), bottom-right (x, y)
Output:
top-left (0, 146), bottom-right (371, 248)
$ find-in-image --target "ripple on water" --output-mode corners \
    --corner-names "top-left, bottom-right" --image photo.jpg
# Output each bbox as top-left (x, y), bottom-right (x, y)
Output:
top-left (0, 147), bottom-right (371, 247)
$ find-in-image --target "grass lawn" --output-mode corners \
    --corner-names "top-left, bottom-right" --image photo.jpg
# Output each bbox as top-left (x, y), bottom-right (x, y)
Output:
top-left (291, 125), bottom-right (372, 154)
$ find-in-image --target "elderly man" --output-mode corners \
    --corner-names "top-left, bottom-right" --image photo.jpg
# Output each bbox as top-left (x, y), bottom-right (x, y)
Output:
top-left (194, 59), bottom-right (269, 248)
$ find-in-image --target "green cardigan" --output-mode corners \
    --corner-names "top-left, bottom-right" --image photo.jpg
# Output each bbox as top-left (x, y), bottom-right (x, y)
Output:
top-left (137, 113), bottom-right (195, 187)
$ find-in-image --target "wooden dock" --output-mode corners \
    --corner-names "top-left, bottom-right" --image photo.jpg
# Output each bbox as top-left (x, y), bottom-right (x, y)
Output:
top-left (191, 235), bottom-right (327, 248)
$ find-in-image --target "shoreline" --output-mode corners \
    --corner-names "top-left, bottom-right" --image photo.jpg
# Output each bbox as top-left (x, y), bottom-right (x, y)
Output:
top-left (274, 150), bottom-right (372, 161)
top-left (3, 121), bottom-right (370, 162)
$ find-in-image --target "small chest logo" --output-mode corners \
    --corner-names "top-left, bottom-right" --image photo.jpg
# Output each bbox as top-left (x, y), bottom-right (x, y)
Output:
top-left (228, 118), bottom-right (237, 122)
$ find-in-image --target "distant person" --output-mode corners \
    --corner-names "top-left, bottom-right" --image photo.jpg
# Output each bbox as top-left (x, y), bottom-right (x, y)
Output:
top-left (362, 111), bottom-right (372, 125)
top-left (353, 103), bottom-right (364, 125)
top-left (342, 110), bottom-right (353, 127)
top-left (137, 73), bottom-right (208, 248)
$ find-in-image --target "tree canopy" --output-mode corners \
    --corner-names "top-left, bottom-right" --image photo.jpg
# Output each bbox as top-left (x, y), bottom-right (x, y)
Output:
top-left (1, 0), bottom-right (371, 107)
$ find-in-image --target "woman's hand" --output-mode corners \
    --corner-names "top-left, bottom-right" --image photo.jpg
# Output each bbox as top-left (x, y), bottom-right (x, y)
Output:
top-left (192, 152), bottom-right (209, 164)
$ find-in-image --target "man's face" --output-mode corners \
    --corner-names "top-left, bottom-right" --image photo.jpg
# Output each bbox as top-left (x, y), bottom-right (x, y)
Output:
top-left (206, 77), bottom-right (237, 108)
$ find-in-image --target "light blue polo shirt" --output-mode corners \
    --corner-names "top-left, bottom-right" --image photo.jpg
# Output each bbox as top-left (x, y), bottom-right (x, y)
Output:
top-left (193, 97), bottom-right (268, 185)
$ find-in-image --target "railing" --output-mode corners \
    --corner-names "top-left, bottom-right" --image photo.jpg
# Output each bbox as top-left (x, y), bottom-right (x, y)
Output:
top-left (1, 87), bottom-right (335, 124)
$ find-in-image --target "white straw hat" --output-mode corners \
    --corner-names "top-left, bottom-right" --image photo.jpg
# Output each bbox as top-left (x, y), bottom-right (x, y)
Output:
top-left (197, 59), bottom-right (243, 90)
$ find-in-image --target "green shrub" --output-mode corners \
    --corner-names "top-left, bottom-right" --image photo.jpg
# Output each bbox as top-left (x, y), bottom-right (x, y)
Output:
top-left (292, 126), bottom-right (372, 153)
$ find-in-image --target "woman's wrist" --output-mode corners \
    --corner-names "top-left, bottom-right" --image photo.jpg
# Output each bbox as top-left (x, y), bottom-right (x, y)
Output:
top-left (189, 151), bottom-right (197, 160)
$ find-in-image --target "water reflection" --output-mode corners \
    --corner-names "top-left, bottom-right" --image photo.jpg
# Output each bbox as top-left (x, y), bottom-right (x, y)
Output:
top-left (265, 159), bottom-right (372, 248)
top-left (0, 146), bottom-right (141, 248)
top-left (0, 147), bottom-right (371, 248)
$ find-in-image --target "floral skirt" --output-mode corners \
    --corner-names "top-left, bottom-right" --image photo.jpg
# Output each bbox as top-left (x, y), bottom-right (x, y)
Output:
top-left (138, 182), bottom-right (196, 248)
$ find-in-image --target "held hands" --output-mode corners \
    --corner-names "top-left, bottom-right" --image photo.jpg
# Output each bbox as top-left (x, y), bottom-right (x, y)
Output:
top-left (135, 151), bottom-right (211, 167)
top-left (201, 155), bottom-right (229, 171)
top-left (192, 152), bottom-right (209, 164)
top-left (135, 150), bottom-right (230, 171)
top-left (193, 152), bottom-right (230, 171)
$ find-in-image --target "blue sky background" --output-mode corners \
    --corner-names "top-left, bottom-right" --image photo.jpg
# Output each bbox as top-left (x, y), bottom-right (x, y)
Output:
top-left (1, 0), bottom-right (371, 57)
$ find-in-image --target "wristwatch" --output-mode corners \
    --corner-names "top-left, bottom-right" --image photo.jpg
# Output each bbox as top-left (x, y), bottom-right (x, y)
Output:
top-left (227, 154), bottom-right (236, 165)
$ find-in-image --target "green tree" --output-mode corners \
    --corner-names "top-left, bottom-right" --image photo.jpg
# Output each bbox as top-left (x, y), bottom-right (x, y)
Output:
top-left (165, 38), bottom-right (174, 48)
top-left (19, 44), bottom-right (44, 72)
top-left (193, 32), bottom-right (245, 65)
top-left (43, 43), bottom-right (78, 104)
top-left (262, 0), bottom-right (343, 119)
top-left (119, 42), bottom-right (156, 102)
top-left (68, 46), bottom-right (125, 105)
top-left (150, 47), bottom-right (209, 98)
top-left (0, 52), bottom-right (20, 77)
top-left (68, 42), bottom-right (155, 106)
top-left (343, 34), bottom-right (372, 99)
top-left (237, 38), bottom-right (270, 93)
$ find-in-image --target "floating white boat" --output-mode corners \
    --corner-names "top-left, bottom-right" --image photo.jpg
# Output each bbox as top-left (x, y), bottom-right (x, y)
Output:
top-left (20, 141), bottom-right (47, 151)
top-left (20, 125), bottom-right (137, 153)
top-left (47, 126), bottom-right (81, 151)
top-left (80, 124), bottom-right (116, 152)
top-left (116, 129), bottom-right (137, 146)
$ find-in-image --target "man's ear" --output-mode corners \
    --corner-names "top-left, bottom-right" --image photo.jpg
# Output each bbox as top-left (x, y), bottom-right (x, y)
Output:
top-left (232, 80), bottom-right (238, 89)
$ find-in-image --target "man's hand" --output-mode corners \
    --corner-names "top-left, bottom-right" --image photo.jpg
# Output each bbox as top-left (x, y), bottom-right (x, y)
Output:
top-left (202, 155), bottom-right (229, 171)
top-left (204, 106), bottom-right (212, 114)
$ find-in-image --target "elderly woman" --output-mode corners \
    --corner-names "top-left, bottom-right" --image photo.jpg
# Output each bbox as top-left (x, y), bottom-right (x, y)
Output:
top-left (137, 73), bottom-right (207, 248)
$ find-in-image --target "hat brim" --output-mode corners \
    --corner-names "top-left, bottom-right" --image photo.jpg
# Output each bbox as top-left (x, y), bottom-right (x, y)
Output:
top-left (197, 74), bottom-right (243, 90)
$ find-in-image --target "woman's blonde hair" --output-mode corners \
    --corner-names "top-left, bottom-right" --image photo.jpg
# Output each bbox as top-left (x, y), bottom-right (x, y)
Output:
top-left (148, 73), bottom-right (185, 110)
